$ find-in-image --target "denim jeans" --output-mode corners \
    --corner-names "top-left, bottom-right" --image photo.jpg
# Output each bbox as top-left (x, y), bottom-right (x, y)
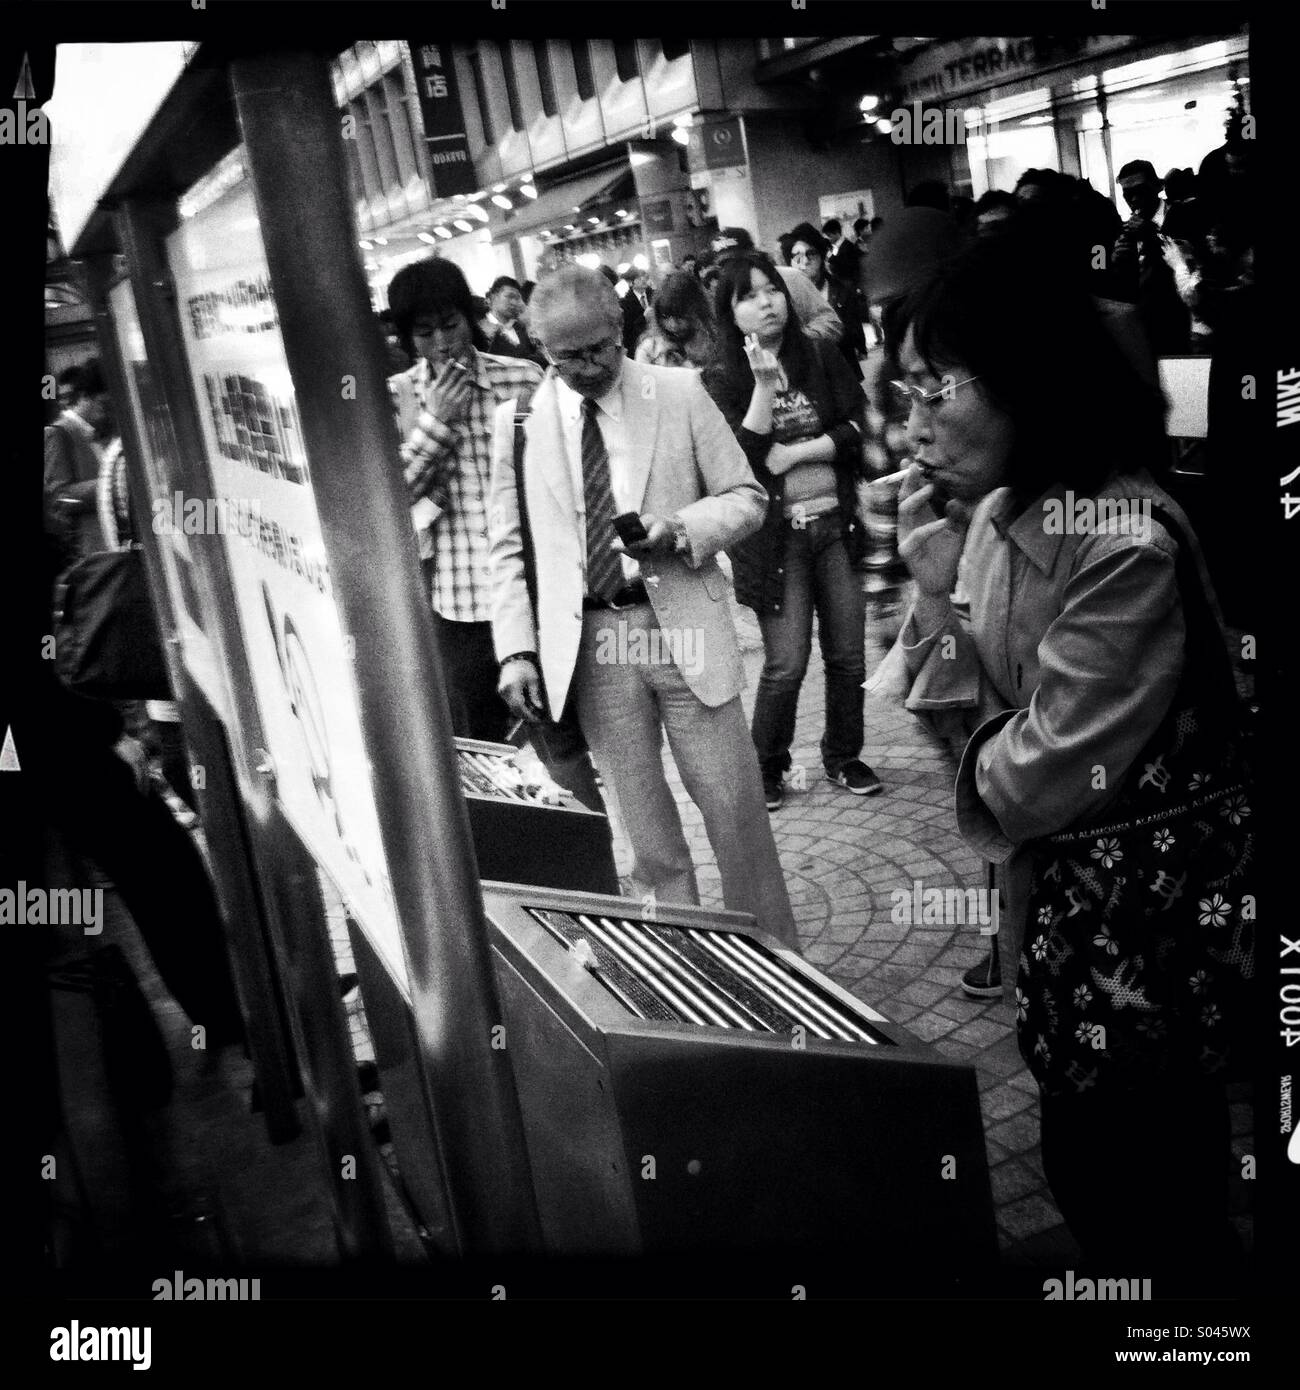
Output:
top-left (751, 509), bottom-right (866, 780)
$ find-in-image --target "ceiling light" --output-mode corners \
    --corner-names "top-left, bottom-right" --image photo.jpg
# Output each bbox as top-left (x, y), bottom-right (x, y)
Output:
top-left (564, 223), bottom-right (576, 232)
top-left (672, 112), bottom-right (692, 128)
top-left (520, 183), bottom-right (538, 199)
top-left (671, 126), bottom-right (690, 145)
top-left (453, 218), bottom-right (474, 233)
top-left (434, 227), bottom-right (452, 239)
top-left (492, 182), bottom-right (507, 193)
top-left (617, 261), bottom-right (631, 275)
top-left (587, 215), bottom-right (600, 225)
top-left (615, 209), bottom-right (629, 218)
top-left (373, 236), bottom-right (388, 245)
top-left (632, 253), bottom-right (649, 271)
top-left (491, 193), bottom-right (513, 209)
top-left (358, 239), bottom-right (373, 249)
top-left (417, 231), bottom-right (437, 244)
top-left (464, 203), bottom-right (490, 223)
top-left (874, 117), bottom-right (893, 134)
top-left (576, 252), bottom-right (602, 269)
top-left (858, 95), bottom-right (879, 111)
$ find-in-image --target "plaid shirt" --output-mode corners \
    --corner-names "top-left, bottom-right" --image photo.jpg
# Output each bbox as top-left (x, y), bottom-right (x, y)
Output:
top-left (391, 350), bottom-right (543, 623)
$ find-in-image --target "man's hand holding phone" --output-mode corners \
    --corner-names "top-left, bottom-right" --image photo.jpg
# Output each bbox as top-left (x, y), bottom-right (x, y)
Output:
top-left (611, 510), bottom-right (678, 558)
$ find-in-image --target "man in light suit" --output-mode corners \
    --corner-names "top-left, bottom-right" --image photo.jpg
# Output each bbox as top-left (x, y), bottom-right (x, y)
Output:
top-left (488, 265), bottom-right (798, 949)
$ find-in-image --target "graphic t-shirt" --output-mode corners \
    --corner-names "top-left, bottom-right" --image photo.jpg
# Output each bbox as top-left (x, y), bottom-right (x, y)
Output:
top-left (770, 386), bottom-right (837, 508)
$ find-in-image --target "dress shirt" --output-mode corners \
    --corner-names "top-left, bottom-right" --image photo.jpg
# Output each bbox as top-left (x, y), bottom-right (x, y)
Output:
top-left (555, 369), bottom-right (640, 585)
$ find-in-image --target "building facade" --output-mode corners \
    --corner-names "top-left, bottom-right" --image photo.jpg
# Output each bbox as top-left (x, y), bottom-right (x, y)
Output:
top-left (331, 31), bottom-right (1250, 306)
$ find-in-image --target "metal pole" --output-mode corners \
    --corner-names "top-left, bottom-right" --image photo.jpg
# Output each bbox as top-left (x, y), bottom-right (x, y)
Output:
top-left (115, 195), bottom-right (396, 1262)
top-left (230, 48), bottom-right (542, 1254)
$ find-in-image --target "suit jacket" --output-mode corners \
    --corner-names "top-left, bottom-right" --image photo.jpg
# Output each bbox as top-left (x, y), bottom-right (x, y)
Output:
top-left (44, 411), bottom-right (106, 562)
top-left (621, 289), bottom-right (651, 355)
top-left (489, 358), bottom-right (766, 718)
top-left (486, 320), bottom-right (548, 368)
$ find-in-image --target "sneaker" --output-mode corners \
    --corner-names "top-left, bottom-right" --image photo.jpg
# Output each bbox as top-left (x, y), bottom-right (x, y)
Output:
top-left (961, 946), bottom-right (1002, 999)
top-left (826, 760), bottom-right (884, 796)
top-left (763, 776), bottom-right (784, 812)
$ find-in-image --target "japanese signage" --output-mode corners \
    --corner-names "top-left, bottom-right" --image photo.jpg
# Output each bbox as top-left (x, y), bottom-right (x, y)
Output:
top-left (167, 172), bottom-right (408, 990)
top-left (409, 40), bottom-right (476, 197)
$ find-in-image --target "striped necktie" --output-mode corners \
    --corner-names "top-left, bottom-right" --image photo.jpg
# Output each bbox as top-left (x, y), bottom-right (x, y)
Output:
top-left (581, 397), bottom-right (622, 602)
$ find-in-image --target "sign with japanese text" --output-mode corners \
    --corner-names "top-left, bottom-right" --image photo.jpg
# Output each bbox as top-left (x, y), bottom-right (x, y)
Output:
top-left (409, 40), bottom-right (476, 197)
top-left (167, 170), bottom-right (408, 991)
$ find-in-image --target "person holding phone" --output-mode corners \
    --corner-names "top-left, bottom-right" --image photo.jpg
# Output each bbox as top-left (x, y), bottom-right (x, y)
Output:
top-left (488, 265), bottom-right (799, 950)
top-left (702, 251), bottom-right (880, 811)
top-left (387, 258), bottom-right (544, 741)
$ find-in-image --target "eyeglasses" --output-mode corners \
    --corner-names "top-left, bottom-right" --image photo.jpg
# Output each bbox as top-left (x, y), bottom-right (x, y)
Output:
top-left (545, 337), bottom-right (621, 367)
top-left (889, 375), bottom-right (981, 411)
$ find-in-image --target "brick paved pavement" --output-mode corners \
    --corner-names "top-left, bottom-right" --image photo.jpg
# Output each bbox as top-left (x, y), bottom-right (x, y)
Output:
top-left (596, 592), bottom-right (1253, 1267)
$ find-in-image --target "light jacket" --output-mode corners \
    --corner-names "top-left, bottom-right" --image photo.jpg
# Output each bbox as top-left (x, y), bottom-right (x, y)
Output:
top-left (488, 358), bottom-right (766, 718)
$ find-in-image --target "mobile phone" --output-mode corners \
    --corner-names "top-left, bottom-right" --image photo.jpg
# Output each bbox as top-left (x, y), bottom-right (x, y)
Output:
top-left (612, 511), bottom-right (649, 546)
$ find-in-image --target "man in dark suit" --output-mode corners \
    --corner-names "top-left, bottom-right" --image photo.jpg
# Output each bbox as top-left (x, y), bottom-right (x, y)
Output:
top-left (484, 275), bottom-right (548, 367)
top-left (44, 359), bottom-right (112, 567)
top-left (620, 267), bottom-right (652, 355)
top-left (822, 217), bottom-right (862, 284)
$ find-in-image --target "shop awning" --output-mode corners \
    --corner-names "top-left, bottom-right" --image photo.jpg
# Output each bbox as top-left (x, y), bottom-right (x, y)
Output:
top-left (492, 165), bottom-right (634, 243)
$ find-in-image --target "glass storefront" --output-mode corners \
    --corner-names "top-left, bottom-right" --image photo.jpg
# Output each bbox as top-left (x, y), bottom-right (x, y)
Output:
top-left (964, 88), bottom-right (1057, 198)
top-left (1102, 41), bottom-right (1248, 202)
top-left (956, 35), bottom-right (1248, 203)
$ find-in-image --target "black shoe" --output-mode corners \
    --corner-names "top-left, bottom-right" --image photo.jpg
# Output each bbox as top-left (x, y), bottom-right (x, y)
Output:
top-left (961, 945), bottom-right (1002, 999)
top-left (826, 760), bottom-right (884, 796)
top-left (763, 776), bottom-right (784, 812)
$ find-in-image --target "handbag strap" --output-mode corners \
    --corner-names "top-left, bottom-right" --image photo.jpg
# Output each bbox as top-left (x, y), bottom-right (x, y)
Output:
top-left (1147, 502), bottom-right (1239, 717)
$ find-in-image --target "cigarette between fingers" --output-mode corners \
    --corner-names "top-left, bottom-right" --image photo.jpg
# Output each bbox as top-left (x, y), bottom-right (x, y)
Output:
top-left (874, 468), bottom-right (914, 489)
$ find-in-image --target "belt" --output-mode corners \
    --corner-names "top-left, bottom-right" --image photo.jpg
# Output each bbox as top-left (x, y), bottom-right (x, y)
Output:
top-left (582, 579), bottom-right (650, 611)
top-left (782, 501), bottom-right (840, 524)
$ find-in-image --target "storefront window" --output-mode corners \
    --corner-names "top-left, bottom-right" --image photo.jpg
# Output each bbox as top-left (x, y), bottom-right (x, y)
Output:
top-left (1103, 59), bottom-right (1247, 202)
top-left (965, 88), bottom-right (1057, 197)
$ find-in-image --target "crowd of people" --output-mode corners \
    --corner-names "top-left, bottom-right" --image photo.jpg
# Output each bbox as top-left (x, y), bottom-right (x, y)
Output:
top-left (43, 114), bottom-right (1256, 1284)
top-left (381, 117), bottom-right (1254, 1286)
